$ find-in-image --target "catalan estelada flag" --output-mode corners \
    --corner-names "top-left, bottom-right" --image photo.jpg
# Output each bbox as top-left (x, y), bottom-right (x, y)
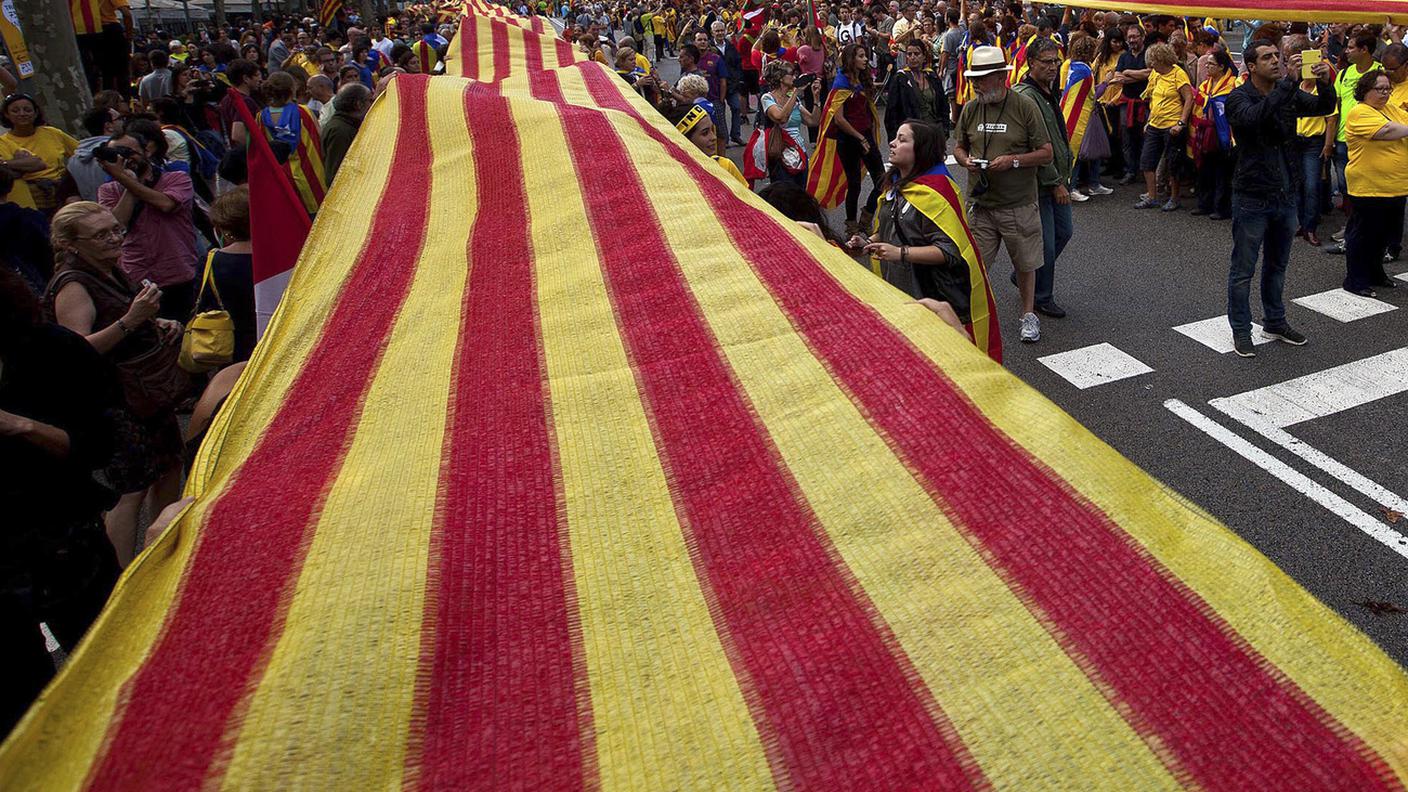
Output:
top-left (256, 102), bottom-right (326, 217)
top-left (806, 72), bottom-right (884, 209)
top-left (2, 5), bottom-right (1407, 790)
top-left (875, 163), bottom-right (1001, 362)
top-left (1059, 58), bottom-right (1096, 155)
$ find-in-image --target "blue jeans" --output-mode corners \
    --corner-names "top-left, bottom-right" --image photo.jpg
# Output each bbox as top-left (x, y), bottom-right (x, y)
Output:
top-left (1296, 137), bottom-right (1326, 233)
top-left (1331, 140), bottom-right (1348, 197)
top-left (727, 90), bottom-right (742, 141)
top-left (1072, 158), bottom-right (1103, 190)
top-left (1227, 193), bottom-right (1296, 335)
top-left (1037, 192), bottom-right (1074, 305)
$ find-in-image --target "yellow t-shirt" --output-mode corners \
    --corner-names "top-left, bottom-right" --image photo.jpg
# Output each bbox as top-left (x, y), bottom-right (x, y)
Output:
top-left (1344, 102), bottom-right (1408, 198)
top-left (634, 52), bottom-right (652, 73)
top-left (0, 126), bottom-right (79, 181)
top-left (1296, 84), bottom-right (1334, 139)
top-left (1144, 66), bottom-right (1191, 130)
top-left (1391, 78), bottom-right (1408, 116)
top-left (1095, 55), bottom-right (1122, 105)
top-left (713, 155), bottom-right (746, 185)
top-left (651, 14), bottom-right (666, 35)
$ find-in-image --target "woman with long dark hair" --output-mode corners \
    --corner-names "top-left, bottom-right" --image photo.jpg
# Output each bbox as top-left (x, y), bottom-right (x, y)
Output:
top-left (817, 42), bottom-right (886, 235)
top-left (886, 38), bottom-right (949, 139)
top-left (1093, 30), bottom-right (1126, 178)
top-left (846, 120), bottom-right (1001, 360)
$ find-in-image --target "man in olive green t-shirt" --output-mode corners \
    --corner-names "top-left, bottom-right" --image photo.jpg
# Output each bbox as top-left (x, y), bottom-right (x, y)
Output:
top-left (954, 46), bottom-right (1053, 343)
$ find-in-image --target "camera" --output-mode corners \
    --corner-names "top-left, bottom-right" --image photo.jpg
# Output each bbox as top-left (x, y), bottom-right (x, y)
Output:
top-left (93, 144), bottom-right (137, 164)
top-left (970, 158), bottom-right (990, 170)
top-left (794, 72), bottom-right (817, 89)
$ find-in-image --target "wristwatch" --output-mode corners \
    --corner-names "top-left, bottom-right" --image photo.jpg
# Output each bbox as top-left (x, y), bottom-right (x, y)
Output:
top-left (1012, 158), bottom-right (1021, 168)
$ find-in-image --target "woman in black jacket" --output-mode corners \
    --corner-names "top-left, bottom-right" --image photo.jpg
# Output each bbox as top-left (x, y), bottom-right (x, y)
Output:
top-left (886, 40), bottom-right (949, 140)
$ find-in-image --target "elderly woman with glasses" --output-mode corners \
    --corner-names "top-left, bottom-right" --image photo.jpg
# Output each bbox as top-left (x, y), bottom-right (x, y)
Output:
top-left (1341, 69), bottom-right (1408, 297)
top-left (44, 202), bottom-right (186, 568)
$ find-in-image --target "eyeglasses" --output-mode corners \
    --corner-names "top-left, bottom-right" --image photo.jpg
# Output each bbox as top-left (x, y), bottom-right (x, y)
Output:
top-left (1035, 57), bottom-right (1061, 65)
top-left (1372, 84), bottom-right (1392, 93)
top-left (77, 226), bottom-right (127, 242)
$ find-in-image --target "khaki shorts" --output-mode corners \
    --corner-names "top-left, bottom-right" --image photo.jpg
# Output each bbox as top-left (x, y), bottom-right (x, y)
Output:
top-left (968, 202), bottom-right (1044, 273)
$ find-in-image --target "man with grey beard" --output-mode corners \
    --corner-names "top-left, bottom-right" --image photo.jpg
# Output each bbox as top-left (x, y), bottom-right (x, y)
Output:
top-left (953, 45), bottom-right (1053, 343)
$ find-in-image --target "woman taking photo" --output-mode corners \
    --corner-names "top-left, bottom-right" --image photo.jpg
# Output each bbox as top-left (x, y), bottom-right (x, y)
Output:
top-left (44, 202), bottom-right (187, 567)
top-left (1133, 42), bottom-right (1193, 211)
top-left (0, 94), bottom-right (80, 214)
top-left (813, 42), bottom-right (886, 235)
top-left (1341, 69), bottom-right (1408, 297)
top-left (846, 120), bottom-right (1000, 361)
top-left (886, 39), bottom-right (948, 140)
top-left (753, 59), bottom-right (821, 187)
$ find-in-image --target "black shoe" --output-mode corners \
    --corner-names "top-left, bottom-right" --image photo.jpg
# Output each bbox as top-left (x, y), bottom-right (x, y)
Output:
top-left (1377, 279), bottom-right (1398, 289)
top-left (1232, 334), bottom-right (1257, 357)
top-left (1324, 242), bottom-right (1346, 255)
top-left (1190, 208), bottom-right (1210, 216)
top-left (1035, 301), bottom-right (1066, 318)
top-left (1118, 173), bottom-right (1137, 185)
top-left (1346, 286), bottom-right (1377, 298)
top-left (1208, 212), bottom-right (1228, 221)
top-left (1261, 324), bottom-right (1307, 345)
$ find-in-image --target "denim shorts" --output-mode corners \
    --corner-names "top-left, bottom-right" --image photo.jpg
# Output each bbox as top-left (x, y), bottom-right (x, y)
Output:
top-left (1139, 125), bottom-right (1185, 173)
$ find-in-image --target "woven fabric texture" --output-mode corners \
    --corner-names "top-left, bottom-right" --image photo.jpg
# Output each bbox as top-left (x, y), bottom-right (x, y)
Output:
top-left (2, 4), bottom-right (1406, 790)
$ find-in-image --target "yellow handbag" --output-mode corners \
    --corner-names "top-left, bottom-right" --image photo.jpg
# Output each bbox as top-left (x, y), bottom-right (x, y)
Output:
top-left (179, 250), bottom-right (236, 373)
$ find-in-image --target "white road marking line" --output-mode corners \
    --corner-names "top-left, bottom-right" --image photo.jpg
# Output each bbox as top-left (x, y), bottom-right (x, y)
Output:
top-left (1213, 415), bottom-right (1408, 517)
top-left (1208, 347), bottom-right (1408, 428)
top-left (1037, 342), bottom-right (1153, 389)
top-left (40, 623), bottom-right (59, 653)
top-left (1396, 271), bottom-right (1408, 283)
top-left (1171, 315), bottom-right (1272, 354)
top-left (1291, 288), bottom-right (1397, 322)
top-left (1164, 399), bottom-right (1408, 560)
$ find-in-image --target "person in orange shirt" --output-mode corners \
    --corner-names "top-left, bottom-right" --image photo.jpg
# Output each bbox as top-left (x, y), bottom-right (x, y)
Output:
top-left (72, 0), bottom-right (135, 96)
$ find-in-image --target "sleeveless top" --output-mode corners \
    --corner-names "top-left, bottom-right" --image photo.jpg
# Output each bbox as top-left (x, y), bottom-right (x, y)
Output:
top-left (44, 263), bottom-right (157, 362)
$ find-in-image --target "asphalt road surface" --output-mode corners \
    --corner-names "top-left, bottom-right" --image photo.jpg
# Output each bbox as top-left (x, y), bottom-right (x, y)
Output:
top-left (648, 52), bottom-right (1408, 668)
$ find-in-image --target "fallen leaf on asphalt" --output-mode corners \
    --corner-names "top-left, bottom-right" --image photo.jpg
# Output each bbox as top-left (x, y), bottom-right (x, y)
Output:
top-left (1357, 600), bottom-right (1408, 615)
top-left (1382, 507), bottom-right (1403, 524)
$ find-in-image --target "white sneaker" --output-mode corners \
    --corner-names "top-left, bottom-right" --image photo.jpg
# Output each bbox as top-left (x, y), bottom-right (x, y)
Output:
top-left (1087, 183), bottom-right (1114, 195)
top-left (1020, 312), bottom-right (1040, 343)
top-left (1068, 189), bottom-right (1090, 202)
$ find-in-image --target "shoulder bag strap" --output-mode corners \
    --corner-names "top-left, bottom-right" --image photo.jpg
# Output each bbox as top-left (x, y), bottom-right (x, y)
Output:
top-left (191, 249), bottom-right (226, 318)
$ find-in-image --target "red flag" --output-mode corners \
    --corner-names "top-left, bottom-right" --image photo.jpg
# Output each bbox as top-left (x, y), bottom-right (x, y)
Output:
top-left (231, 96), bottom-right (312, 338)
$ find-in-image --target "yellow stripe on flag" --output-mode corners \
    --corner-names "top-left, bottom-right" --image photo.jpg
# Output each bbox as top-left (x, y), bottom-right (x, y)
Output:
top-left (596, 103), bottom-right (1183, 790)
top-left (215, 78), bottom-right (469, 791)
top-left (514, 93), bottom-right (776, 790)
top-left (0, 74), bottom-right (404, 792)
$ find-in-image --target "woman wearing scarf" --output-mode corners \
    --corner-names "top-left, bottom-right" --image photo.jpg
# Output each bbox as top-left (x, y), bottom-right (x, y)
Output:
top-left (808, 43), bottom-right (886, 236)
top-left (1189, 47), bottom-right (1237, 219)
top-left (846, 120), bottom-right (1002, 362)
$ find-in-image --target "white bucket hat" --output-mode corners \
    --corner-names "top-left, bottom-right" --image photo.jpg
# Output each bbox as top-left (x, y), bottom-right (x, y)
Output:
top-left (963, 45), bottom-right (1013, 78)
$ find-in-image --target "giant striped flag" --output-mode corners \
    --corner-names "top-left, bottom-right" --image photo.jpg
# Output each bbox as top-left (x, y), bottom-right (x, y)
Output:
top-left (2, 4), bottom-right (1406, 790)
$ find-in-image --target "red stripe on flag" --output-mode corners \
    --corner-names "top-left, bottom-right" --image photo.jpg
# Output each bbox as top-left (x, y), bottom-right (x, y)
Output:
top-left (406, 83), bottom-right (592, 792)
top-left (530, 67), bottom-right (987, 792)
top-left (491, 19), bottom-right (510, 81)
top-left (571, 63), bottom-right (1400, 791)
top-left (461, 14), bottom-right (480, 79)
top-left (554, 37), bottom-right (576, 67)
top-left (524, 27), bottom-right (544, 72)
top-left (82, 76), bottom-right (437, 792)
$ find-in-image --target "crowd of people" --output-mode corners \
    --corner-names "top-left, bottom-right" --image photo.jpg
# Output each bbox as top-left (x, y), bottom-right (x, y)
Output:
top-left (0, 4), bottom-right (457, 737)
top-left (557, 2), bottom-right (1406, 348)
top-left (1, 0), bottom-right (1406, 744)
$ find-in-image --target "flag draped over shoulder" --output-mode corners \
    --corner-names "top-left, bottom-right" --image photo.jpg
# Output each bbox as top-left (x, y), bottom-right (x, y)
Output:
top-left (877, 163), bottom-right (1002, 362)
top-left (257, 102), bottom-right (327, 216)
top-left (1059, 59), bottom-right (1096, 155)
top-left (231, 97), bottom-right (312, 337)
top-left (3, 4), bottom-right (1407, 791)
top-left (806, 72), bottom-right (884, 209)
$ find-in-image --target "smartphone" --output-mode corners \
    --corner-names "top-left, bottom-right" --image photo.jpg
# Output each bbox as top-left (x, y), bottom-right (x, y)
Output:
top-left (1301, 49), bottom-right (1321, 80)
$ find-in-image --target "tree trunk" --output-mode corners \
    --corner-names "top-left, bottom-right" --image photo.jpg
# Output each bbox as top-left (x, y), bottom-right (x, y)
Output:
top-left (213, 0), bottom-right (226, 30)
top-left (10, 0), bottom-right (92, 135)
top-left (360, 0), bottom-right (375, 31)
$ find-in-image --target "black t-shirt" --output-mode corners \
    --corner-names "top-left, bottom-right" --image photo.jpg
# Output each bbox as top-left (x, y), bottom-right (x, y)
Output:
top-left (1117, 48), bottom-right (1148, 100)
top-left (206, 250), bottom-right (257, 363)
